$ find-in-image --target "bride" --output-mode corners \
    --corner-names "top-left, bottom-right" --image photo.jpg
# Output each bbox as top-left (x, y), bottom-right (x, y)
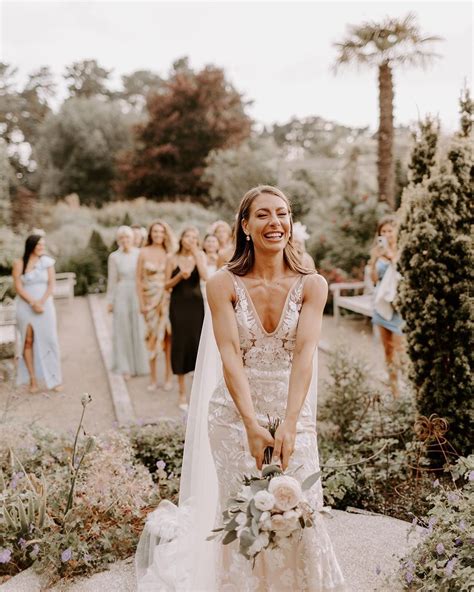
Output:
top-left (136, 186), bottom-right (346, 591)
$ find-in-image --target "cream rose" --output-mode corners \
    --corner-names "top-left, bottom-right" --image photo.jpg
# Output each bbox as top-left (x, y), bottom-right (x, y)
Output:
top-left (254, 490), bottom-right (275, 512)
top-left (268, 476), bottom-right (302, 511)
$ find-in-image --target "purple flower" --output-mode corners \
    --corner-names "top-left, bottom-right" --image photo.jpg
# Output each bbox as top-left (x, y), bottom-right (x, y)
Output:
top-left (375, 564), bottom-right (381, 575)
top-left (459, 519), bottom-right (466, 532)
top-left (445, 557), bottom-right (456, 577)
top-left (454, 537), bottom-right (462, 547)
top-left (84, 553), bottom-right (92, 562)
top-left (405, 571), bottom-right (414, 584)
top-left (447, 492), bottom-right (459, 504)
top-left (30, 544), bottom-right (40, 559)
top-left (18, 538), bottom-right (27, 549)
top-left (432, 479), bottom-right (440, 487)
top-left (156, 460), bottom-right (166, 471)
top-left (436, 543), bottom-right (445, 555)
top-left (0, 549), bottom-right (12, 564)
top-left (468, 471), bottom-right (474, 481)
top-left (169, 472), bottom-right (175, 479)
top-left (61, 548), bottom-right (72, 562)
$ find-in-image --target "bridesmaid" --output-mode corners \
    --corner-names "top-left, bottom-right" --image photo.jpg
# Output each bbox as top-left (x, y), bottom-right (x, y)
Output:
top-left (165, 226), bottom-right (208, 409)
top-left (12, 234), bottom-right (62, 393)
top-left (202, 233), bottom-right (219, 277)
top-left (136, 219), bottom-right (175, 392)
top-left (212, 220), bottom-right (234, 268)
top-left (107, 226), bottom-right (148, 379)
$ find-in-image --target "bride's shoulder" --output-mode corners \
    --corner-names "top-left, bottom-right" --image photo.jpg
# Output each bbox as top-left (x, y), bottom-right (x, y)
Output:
top-left (302, 272), bottom-right (328, 299)
top-left (206, 268), bottom-right (235, 298)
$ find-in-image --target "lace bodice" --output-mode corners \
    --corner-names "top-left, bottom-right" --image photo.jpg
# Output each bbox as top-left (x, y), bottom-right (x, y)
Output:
top-left (231, 274), bottom-right (304, 373)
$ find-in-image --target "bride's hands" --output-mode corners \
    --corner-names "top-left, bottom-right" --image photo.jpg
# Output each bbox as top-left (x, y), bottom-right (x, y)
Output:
top-left (246, 423), bottom-right (274, 470)
top-left (272, 419), bottom-right (297, 471)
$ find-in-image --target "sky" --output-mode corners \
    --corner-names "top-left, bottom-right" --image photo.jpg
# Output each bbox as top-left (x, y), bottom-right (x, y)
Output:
top-left (1, 0), bottom-right (472, 131)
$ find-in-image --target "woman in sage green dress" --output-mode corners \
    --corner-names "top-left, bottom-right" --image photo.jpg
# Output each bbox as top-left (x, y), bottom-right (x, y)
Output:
top-left (107, 226), bottom-right (148, 379)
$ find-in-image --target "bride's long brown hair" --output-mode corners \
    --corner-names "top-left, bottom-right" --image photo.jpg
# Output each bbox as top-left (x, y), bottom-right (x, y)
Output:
top-left (227, 185), bottom-right (314, 276)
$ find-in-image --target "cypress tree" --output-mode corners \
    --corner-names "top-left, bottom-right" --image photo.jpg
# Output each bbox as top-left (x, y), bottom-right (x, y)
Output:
top-left (397, 100), bottom-right (473, 456)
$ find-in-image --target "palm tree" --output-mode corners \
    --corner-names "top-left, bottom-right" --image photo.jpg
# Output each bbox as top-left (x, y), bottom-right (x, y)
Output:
top-left (334, 13), bottom-right (442, 208)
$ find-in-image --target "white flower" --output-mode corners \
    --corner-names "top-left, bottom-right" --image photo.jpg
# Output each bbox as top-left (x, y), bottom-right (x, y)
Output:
top-left (235, 512), bottom-right (247, 526)
top-left (268, 476), bottom-right (302, 512)
top-left (248, 532), bottom-right (270, 556)
top-left (259, 511), bottom-right (272, 531)
top-left (270, 513), bottom-right (289, 531)
top-left (254, 490), bottom-right (275, 511)
top-left (282, 510), bottom-right (300, 531)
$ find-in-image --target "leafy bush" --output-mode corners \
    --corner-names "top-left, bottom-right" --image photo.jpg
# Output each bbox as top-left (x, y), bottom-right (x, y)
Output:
top-left (395, 456), bottom-right (474, 591)
top-left (0, 412), bottom-right (185, 584)
top-left (129, 420), bottom-right (185, 503)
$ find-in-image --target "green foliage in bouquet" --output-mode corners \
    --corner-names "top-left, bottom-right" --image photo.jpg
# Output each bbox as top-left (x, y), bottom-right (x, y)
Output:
top-left (397, 91), bottom-right (474, 456)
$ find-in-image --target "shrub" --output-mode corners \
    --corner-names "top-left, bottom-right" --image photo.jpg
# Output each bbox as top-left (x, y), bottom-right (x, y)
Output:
top-left (394, 456), bottom-right (474, 591)
top-left (0, 414), bottom-right (188, 584)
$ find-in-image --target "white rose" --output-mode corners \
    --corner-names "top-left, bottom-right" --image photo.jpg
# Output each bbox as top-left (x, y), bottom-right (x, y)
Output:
top-left (270, 513), bottom-right (289, 531)
top-left (282, 510), bottom-right (300, 531)
top-left (254, 490), bottom-right (275, 512)
top-left (235, 512), bottom-right (247, 526)
top-left (268, 476), bottom-right (302, 512)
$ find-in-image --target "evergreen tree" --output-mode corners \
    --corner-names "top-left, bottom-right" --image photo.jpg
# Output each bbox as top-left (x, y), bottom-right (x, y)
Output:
top-left (397, 102), bottom-right (473, 455)
top-left (407, 115), bottom-right (439, 185)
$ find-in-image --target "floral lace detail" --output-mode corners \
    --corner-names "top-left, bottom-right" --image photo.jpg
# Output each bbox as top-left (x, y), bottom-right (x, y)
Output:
top-left (207, 272), bottom-right (346, 591)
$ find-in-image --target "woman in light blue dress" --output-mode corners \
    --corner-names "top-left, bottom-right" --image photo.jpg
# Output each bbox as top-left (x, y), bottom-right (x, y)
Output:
top-left (369, 216), bottom-right (404, 397)
top-left (107, 226), bottom-right (148, 379)
top-left (12, 234), bottom-right (62, 392)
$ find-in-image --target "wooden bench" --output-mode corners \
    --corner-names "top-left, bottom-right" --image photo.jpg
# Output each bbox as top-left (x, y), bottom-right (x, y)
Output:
top-left (0, 272), bottom-right (76, 346)
top-left (329, 281), bottom-right (373, 324)
top-left (54, 272), bottom-right (77, 301)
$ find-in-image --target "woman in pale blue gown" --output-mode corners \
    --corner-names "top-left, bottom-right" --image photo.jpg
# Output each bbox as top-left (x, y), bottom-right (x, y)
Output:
top-left (12, 234), bottom-right (62, 393)
top-left (107, 226), bottom-right (148, 379)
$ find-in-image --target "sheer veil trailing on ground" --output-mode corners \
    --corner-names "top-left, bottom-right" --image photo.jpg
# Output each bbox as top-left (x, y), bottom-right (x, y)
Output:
top-left (135, 304), bottom-right (319, 591)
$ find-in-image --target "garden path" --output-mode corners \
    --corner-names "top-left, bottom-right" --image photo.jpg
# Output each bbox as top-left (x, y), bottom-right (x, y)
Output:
top-left (0, 509), bottom-right (422, 592)
top-left (0, 296), bottom-right (392, 434)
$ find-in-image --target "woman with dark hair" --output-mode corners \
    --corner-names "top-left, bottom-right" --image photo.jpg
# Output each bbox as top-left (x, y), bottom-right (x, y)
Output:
top-left (12, 234), bottom-right (62, 393)
top-left (136, 187), bottom-right (345, 590)
top-left (165, 226), bottom-right (208, 409)
top-left (136, 219), bottom-right (176, 391)
top-left (369, 215), bottom-right (404, 397)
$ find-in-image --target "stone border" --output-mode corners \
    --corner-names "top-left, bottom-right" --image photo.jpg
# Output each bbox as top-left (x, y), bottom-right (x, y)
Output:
top-left (88, 295), bottom-right (136, 426)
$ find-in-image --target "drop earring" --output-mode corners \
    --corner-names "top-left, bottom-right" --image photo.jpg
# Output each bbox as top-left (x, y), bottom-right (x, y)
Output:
top-left (246, 234), bottom-right (251, 242)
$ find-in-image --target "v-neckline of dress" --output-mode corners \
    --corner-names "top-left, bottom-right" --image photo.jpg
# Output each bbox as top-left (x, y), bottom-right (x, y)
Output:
top-left (235, 274), bottom-right (302, 337)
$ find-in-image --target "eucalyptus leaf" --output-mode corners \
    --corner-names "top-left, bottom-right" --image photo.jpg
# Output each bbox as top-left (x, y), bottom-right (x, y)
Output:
top-left (222, 530), bottom-right (238, 545)
top-left (250, 479), bottom-right (268, 493)
top-left (262, 464), bottom-right (282, 478)
top-left (302, 471), bottom-right (321, 491)
top-left (239, 529), bottom-right (256, 549)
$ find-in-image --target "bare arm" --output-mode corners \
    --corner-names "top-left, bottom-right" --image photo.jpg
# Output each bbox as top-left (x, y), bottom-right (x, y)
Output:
top-left (106, 253), bottom-right (118, 307)
top-left (12, 260), bottom-right (33, 305)
top-left (193, 249), bottom-right (209, 281)
top-left (164, 255), bottom-right (184, 290)
top-left (207, 271), bottom-right (274, 469)
top-left (272, 274), bottom-right (328, 469)
top-left (136, 251), bottom-right (146, 312)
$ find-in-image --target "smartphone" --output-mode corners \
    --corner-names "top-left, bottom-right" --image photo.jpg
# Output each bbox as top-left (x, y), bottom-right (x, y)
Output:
top-left (377, 236), bottom-right (388, 249)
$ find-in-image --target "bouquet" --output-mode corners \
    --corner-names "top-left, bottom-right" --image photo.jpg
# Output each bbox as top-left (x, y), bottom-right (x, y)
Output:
top-left (208, 417), bottom-right (320, 563)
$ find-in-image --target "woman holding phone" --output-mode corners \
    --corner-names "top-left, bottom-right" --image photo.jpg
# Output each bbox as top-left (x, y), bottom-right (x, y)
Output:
top-left (369, 216), bottom-right (404, 397)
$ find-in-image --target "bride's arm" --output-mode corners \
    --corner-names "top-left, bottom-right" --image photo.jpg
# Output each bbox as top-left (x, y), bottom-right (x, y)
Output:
top-left (207, 271), bottom-right (274, 469)
top-left (273, 273), bottom-right (328, 469)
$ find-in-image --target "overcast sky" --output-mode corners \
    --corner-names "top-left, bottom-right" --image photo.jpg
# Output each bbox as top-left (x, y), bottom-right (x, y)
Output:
top-left (1, 0), bottom-right (472, 131)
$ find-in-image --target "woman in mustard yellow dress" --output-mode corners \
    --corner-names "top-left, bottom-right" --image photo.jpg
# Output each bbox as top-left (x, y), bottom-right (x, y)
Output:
top-left (136, 220), bottom-right (176, 391)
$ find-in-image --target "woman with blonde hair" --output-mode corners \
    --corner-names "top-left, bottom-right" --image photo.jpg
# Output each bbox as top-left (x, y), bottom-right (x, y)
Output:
top-left (137, 219), bottom-right (176, 391)
top-left (107, 226), bottom-right (148, 379)
top-left (165, 226), bottom-right (208, 409)
top-left (369, 215), bottom-right (404, 397)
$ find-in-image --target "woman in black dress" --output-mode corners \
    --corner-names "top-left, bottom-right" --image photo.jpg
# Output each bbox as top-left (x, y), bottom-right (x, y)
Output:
top-left (165, 226), bottom-right (208, 410)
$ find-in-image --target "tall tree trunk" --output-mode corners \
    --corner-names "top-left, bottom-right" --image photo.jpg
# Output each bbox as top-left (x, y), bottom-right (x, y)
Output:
top-left (377, 62), bottom-right (394, 208)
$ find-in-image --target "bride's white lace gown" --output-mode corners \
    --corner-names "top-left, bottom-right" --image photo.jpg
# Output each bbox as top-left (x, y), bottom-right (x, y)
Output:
top-left (208, 272), bottom-right (346, 592)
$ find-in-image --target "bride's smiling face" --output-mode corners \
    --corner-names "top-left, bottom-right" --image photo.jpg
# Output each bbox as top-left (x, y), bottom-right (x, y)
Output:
top-left (243, 193), bottom-right (291, 253)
